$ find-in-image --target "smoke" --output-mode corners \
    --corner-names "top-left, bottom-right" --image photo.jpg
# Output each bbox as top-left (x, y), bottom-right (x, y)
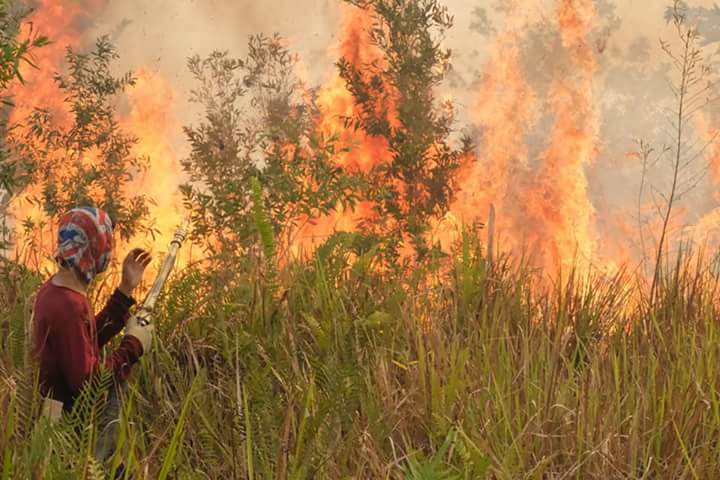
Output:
top-left (445, 0), bottom-right (720, 269)
top-left (11, 0), bottom-right (720, 270)
top-left (87, 0), bottom-right (342, 144)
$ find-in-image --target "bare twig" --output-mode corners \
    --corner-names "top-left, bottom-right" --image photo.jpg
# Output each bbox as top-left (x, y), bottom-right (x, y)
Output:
top-left (649, 1), bottom-right (714, 306)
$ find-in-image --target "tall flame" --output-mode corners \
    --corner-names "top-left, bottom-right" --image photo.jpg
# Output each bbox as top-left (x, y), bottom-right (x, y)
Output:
top-left (317, 4), bottom-right (394, 175)
top-left (6, 0), bottom-right (185, 270)
top-left (9, 0), bottom-right (107, 125)
top-left (122, 68), bottom-right (185, 257)
top-left (688, 119), bottom-right (720, 245)
top-left (517, 0), bottom-right (599, 273)
top-left (6, 0), bottom-right (107, 268)
top-left (448, 0), bottom-right (537, 254)
top-left (295, 5), bottom-right (392, 251)
top-left (453, 0), bottom-right (599, 274)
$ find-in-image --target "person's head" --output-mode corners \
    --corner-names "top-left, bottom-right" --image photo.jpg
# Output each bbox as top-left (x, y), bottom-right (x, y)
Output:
top-left (55, 207), bottom-right (114, 285)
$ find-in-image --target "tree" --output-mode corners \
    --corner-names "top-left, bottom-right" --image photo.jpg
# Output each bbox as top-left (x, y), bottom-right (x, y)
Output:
top-left (0, 0), bottom-right (47, 239)
top-left (181, 34), bottom-right (362, 260)
top-left (0, 1), bottom-right (47, 94)
top-left (339, 0), bottom-right (472, 261)
top-left (7, 37), bottom-right (150, 244)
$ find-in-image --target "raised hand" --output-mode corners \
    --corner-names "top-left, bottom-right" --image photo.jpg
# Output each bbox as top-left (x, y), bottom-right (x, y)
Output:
top-left (118, 248), bottom-right (152, 297)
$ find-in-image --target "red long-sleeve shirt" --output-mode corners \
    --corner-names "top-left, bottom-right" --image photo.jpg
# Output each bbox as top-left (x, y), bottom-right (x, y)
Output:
top-left (31, 279), bottom-right (144, 411)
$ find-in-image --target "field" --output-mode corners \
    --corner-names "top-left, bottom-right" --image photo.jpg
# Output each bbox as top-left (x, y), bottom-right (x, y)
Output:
top-left (3, 242), bottom-right (720, 479)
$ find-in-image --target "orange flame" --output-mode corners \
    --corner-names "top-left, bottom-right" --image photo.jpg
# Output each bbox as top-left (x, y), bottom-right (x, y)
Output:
top-left (689, 116), bottom-right (720, 245)
top-left (9, 0), bottom-right (107, 125)
top-left (10, 0), bottom-right (718, 280)
top-left (517, 0), bottom-right (599, 273)
top-left (294, 5), bottom-right (392, 252)
top-left (7, 0), bottom-right (186, 271)
top-left (122, 68), bottom-right (185, 258)
top-left (451, 0), bottom-right (599, 275)
top-left (7, 0), bottom-right (107, 269)
top-left (446, 3), bottom-right (538, 252)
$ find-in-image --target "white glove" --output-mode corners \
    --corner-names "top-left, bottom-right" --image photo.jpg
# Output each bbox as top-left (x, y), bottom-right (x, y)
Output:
top-left (125, 316), bottom-right (155, 355)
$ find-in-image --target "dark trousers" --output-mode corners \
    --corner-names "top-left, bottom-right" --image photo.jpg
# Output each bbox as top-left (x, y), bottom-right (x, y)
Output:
top-left (95, 380), bottom-right (126, 462)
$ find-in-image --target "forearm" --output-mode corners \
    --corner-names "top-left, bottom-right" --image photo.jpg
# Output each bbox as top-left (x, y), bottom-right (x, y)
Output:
top-left (104, 335), bottom-right (144, 381)
top-left (117, 280), bottom-right (134, 298)
top-left (96, 289), bottom-right (137, 347)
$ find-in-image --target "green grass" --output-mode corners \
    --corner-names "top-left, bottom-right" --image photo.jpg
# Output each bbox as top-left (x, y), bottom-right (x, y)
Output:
top-left (2, 239), bottom-right (720, 479)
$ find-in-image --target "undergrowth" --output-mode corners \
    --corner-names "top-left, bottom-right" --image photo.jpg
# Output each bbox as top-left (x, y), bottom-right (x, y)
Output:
top-left (2, 235), bottom-right (720, 479)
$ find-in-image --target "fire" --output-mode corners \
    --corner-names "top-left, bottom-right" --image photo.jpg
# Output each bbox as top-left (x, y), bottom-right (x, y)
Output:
top-left (122, 68), bottom-right (185, 260)
top-left (10, 0), bottom-right (607, 272)
top-left (294, 4), bottom-right (392, 252)
top-left (9, 0), bottom-right (107, 125)
top-left (689, 119), bottom-right (720, 246)
top-left (316, 4), bottom-right (393, 174)
top-left (451, 0), bottom-right (599, 275)
top-left (518, 0), bottom-right (599, 273)
top-left (6, 0), bottom-right (107, 269)
top-left (709, 127), bottom-right (720, 185)
top-left (296, 0), bottom-right (603, 273)
top-left (6, 0), bottom-right (718, 280)
top-left (446, 2), bottom-right (538, 254)
top-left (6, 0), bottom-right (185, 272)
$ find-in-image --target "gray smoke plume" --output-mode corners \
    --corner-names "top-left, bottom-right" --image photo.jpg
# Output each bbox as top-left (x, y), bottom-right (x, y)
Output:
top-left (70, 0), bottom-right (720, 262)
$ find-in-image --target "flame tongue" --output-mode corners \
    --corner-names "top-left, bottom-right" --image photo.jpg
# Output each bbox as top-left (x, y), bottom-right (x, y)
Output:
top-left (6, 1), bottom-right (107, 267)
top-left (451, 0), bottom-right (599, 274)
top-left (6, 0), bottom-right (185, 270)
top-left (519, 0), bottom-right (599, 273)
top-left (296, 5), bottom-right (392, 250)
top-left (449, 21), bottom-right (537, 250)
top-left (317, 4), bottom-right (395, 175)
top-left (9, 1), bottom-right (105, 125)
top-left (122, 68), bottom-right (185, 259)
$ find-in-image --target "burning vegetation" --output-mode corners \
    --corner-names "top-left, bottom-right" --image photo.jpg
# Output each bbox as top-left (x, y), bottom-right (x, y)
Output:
top-left (2, 0), bottom-right (720, 478)
top-left (3, 0), bottom-right (719, 275)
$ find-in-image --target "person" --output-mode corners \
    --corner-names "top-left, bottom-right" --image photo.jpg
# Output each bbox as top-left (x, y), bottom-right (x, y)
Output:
top-left (31, 206), bottom-right (155, 421)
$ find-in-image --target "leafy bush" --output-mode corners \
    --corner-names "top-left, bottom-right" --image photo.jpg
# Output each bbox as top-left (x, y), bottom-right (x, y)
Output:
top-left (181, 35), bottom-right (363, 261)
top-left (339, 0), bottom-right (472, 261)
top-left (7, 37), bottom-right (150, 242)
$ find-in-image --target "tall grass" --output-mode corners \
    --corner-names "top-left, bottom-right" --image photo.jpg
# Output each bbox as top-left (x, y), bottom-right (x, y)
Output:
top-left (2, 238), bottom-right (720, 478)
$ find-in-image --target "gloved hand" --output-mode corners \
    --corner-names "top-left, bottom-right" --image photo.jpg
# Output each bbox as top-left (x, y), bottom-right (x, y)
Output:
top-left (125, 316), bottom-right (155, 355)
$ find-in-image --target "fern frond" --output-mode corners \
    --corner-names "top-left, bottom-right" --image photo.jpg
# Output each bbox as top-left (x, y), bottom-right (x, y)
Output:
top-left (85, 454), bottom-right (107, 480)
top-left (11, 364), bottom-right (41, 444)
top-left (57, 367), bottom-right (114, 458)
top-left (251, 176), bottom-right (278, 296)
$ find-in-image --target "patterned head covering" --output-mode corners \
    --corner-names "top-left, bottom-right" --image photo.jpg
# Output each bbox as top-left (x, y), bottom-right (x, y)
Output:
top-left (56, 207), bottom-right (114, 283)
